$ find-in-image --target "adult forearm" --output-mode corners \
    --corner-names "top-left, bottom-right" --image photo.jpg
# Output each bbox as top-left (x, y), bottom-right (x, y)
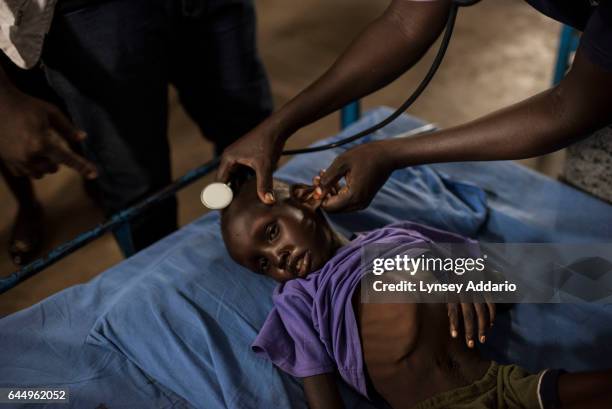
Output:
top-left (271, 0), bottom-right (451, 140)
top-left (387, 89), bottom-right (580, 167)
top-left (386, 49), bottom-right (612, 168)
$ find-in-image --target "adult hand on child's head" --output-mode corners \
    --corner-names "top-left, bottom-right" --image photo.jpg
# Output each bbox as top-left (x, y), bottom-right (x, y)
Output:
top-left (217, 121), bottom-right (285, 205)
top-left (0, 89), bottom-right (97, 179)
top-left (447, 302), bottom-right (496, 348)
top-left (316, 140), bottom-right (397, 212)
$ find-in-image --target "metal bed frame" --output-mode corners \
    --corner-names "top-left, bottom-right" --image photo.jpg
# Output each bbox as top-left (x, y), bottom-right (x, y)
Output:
top-left (0, 24), bottom-right (579, 294)
top-left (553, 25), bottom-right (580, 85)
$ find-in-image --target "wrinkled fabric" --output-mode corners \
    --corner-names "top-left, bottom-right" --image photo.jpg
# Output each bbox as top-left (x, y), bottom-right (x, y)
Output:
top-left (0, 109), bottom-right (611, 409)
top-left (252, 222), bottom-right (477, 397)
top-left (0, 0), bottom-right (57, 68)
top-left (411, 363), bottom-right (543, 409)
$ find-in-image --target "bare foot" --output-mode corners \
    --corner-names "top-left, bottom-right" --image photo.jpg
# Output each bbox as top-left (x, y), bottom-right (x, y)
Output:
top-left (9, 203), bottom-right (44, 267)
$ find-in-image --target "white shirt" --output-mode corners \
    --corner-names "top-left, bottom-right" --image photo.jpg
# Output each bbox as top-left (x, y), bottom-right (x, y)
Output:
top-left (0, 0), bottom-right (58, 69)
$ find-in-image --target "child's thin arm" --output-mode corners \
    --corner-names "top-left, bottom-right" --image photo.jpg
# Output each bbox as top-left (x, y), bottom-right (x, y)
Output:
top-left (303, 373), bottom-right (345, 409)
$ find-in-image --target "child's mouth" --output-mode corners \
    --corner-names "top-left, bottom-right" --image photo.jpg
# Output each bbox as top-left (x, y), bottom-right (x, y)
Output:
top-left (291, 250), bottom-right (312, 278)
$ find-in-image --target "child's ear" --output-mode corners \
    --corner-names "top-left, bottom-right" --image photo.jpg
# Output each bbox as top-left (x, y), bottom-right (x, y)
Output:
top-left (291, 183), bottom-right (323, 211)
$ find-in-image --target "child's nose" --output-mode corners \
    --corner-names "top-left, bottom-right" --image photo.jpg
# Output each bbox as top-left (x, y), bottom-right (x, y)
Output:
top-left (274, 250), bottom-right (290, 271)
top-left (270, 241), bottom-right (293, 270)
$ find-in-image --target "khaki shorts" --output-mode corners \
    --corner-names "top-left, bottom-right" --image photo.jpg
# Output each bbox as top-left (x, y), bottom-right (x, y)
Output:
top-left (411, 363), bottom-right (549, 409)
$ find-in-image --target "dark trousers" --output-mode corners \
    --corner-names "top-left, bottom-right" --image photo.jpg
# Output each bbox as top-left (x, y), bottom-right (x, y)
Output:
top-left (41, 0), bottom-right (272, 253)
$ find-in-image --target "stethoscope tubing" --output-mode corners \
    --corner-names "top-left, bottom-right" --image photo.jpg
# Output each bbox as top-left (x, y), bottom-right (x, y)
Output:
top-left (282, 2), bottom-right (463, 156)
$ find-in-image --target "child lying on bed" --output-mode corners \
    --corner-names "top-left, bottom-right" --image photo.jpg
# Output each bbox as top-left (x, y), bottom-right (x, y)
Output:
top-left (221, 177), bottom-right (612, 409)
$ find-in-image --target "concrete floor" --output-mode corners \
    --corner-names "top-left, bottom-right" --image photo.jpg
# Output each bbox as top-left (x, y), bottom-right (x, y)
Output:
top-left (0, 0), bottom-right (562, 315)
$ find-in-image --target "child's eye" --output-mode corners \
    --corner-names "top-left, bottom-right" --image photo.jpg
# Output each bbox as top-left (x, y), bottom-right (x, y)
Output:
top-left (265, 222), bottom-right (280, 242)
top-left (258, 257), bottom-right (270, 273)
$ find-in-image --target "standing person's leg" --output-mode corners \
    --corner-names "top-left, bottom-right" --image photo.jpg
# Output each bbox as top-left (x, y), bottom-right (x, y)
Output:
top-left (0, 55), bottom-right (53, 266)
top-left (169, 0), bottom-right (272, 155)
top-left (41, 0), bottom-right (177, 253)
top-left (0, 161), bottom-right (43, 266)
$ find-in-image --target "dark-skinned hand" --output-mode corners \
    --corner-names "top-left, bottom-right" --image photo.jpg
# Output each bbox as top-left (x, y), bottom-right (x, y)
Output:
top-left (447, 302), bottom-right (496, 348)
top-left (317, 140), bottom-right (397, 212)
top-left (217, 122), bottom-right (285, 205)
top-left (0, 88), bottom-right (97, 179)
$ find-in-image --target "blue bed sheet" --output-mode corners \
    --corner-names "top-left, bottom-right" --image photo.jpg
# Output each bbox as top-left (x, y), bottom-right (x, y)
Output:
top-left (1, 108), bottom-right (611, 409)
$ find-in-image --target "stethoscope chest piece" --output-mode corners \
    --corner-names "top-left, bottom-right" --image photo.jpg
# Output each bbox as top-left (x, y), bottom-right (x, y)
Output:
top-left (201, 182), bottom-right (233, 210)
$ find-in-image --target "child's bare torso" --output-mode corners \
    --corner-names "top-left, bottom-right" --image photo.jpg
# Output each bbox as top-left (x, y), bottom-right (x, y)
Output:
top-left (354, 295), bottom-right (490, 409)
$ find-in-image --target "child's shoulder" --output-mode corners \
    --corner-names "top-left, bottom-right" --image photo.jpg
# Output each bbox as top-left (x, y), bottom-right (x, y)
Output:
top-left (356, 222), bottom-right (472, 244)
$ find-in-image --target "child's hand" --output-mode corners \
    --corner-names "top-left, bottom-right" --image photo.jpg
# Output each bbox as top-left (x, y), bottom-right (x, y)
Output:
top-left (447, 302), bottom-right (496, 348)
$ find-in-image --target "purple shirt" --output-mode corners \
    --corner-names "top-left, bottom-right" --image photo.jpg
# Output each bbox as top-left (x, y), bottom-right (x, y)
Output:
top-left (252, 222), bottom-right (475, 397)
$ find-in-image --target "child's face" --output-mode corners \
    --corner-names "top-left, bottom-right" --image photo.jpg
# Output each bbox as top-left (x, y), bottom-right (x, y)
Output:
top-left (222, 179), bottom-right (339, 282)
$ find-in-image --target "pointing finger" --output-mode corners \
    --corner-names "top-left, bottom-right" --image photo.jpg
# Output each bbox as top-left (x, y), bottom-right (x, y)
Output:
top-left (46, 137), bottom-right (97, 179)
top-left (253, 162), bottom-right (275, 205)
top-left (49, 109), bottom-right (86, 142)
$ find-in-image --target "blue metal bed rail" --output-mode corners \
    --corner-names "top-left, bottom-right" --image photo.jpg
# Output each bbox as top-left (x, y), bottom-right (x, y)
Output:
top-left (553, 25), bottom-right (579, 85)
top-left (0, 158), bottom-right (221, 294)
top-left (0, 104), bottom-right (361, 294)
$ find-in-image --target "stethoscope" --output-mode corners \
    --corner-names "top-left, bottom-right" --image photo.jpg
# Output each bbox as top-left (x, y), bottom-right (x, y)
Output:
top-left (201, 0), bottom-right (482, 210)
